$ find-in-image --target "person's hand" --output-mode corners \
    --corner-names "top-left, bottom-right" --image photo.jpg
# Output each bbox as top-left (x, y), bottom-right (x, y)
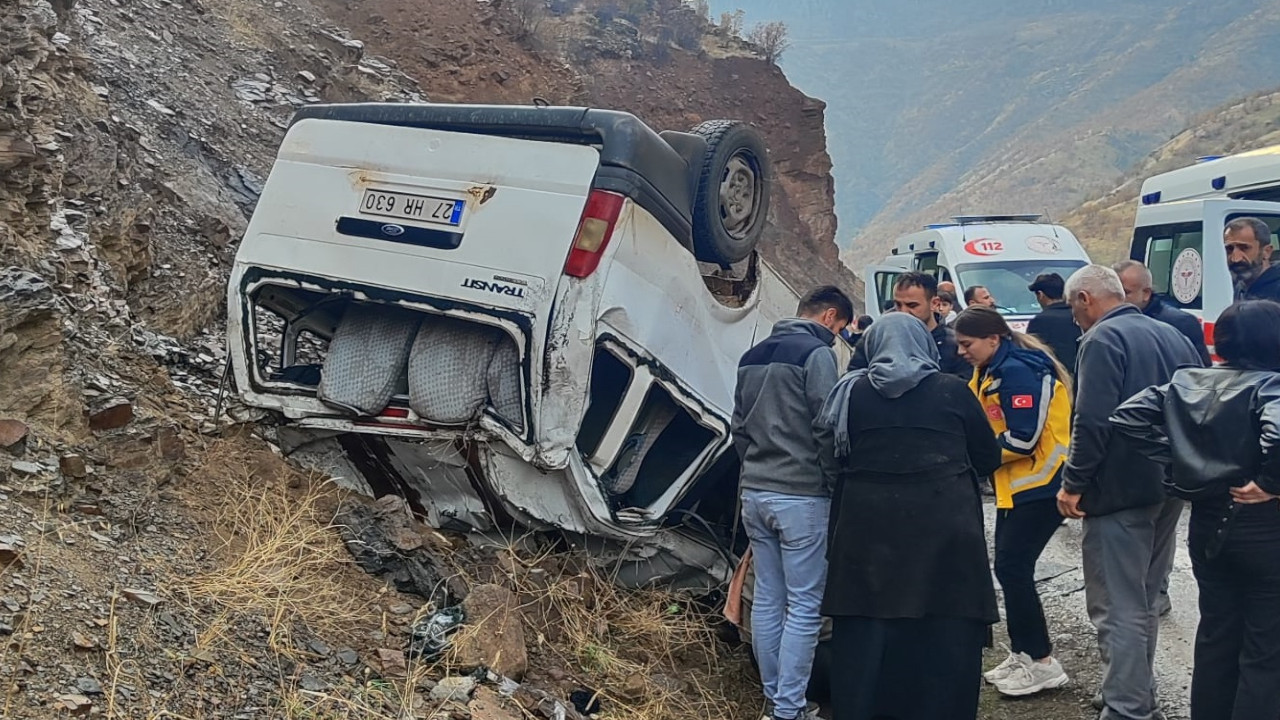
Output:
top-left (1057, 488), bottom-right (1086, 519)
top-left (1230, 481), bottom-right (1277, 504)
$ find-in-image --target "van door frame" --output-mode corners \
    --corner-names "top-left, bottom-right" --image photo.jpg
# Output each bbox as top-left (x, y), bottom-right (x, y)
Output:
top-left (864, 264), bottom-right (907, 320)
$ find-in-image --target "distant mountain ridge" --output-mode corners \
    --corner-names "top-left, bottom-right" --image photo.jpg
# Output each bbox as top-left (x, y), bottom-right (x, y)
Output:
top-left (709, 0), bottom-right (1280, 271)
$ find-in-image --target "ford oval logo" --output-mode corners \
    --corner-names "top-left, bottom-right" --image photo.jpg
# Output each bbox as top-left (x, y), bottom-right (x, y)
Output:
top-left (381, 223), bottom-right (406, 237)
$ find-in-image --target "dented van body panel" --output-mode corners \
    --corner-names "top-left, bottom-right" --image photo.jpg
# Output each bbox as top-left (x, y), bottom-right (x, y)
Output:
top-left (226, 104), bottom-right (797, 588)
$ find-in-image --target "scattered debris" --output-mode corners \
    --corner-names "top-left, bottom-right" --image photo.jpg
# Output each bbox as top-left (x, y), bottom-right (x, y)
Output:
top-left (120, 588), bottom-right (163, 607)
top-left (569, 688), bottom-right (602, 715)
top-left (408, 605), bottom-right (466, 661)
top-left (335, 495), bottom-right (460, 605)
top-left (430, 675), bottom-right (477, 703)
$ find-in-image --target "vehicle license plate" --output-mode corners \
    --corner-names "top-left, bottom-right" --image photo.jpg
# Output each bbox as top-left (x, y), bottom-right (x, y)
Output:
top-left (360, 189), bottom-right (463, 226)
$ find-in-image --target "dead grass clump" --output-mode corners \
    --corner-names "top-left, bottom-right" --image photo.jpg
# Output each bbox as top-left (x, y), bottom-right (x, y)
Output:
top-left (508, 544), bottom-right (760, 720)
top-left (176, 441), bottom-right (371, 652)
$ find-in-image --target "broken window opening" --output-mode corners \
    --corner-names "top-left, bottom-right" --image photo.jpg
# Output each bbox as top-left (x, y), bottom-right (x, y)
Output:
top-left (601, 383), bottom-right (717, 511)
top-left (576, 348), bottom-right (634, 458)
top-left (251, 284), bottom-right (348, 388)
top-left (252, 304), bottom-right (286, 379)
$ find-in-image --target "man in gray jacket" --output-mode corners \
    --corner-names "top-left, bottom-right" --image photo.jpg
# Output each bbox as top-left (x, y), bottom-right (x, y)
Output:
top-left (1057, 265), bottom-right (1203, 720)
top-left (732, 285), bottom-right (852, 720)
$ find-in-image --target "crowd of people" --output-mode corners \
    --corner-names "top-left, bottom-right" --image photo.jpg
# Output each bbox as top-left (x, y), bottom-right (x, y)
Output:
top-left (730, 218), bottom-right (1280, 720)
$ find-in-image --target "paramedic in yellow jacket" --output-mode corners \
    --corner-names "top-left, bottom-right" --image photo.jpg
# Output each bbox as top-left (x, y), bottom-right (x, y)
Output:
top-left (953, 306), bottom-right (1074, 699)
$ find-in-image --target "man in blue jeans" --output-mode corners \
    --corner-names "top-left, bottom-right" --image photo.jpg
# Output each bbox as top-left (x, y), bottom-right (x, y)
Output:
top-left (732, 285), bottom-right (852, 720)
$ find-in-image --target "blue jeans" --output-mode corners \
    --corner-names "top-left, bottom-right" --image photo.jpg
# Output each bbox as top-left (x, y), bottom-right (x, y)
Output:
top-left (742, 489), bottom-right (830, 720)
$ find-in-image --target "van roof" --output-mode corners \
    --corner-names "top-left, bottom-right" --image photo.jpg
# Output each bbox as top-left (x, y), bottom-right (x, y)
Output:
top-left (1139, 145), bottom-right (1280, 205)
top-left (891, 219), bottom-right (1088, 264)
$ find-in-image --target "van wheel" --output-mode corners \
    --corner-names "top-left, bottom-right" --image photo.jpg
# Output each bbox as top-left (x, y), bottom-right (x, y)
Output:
top-left (690, 120), bottom-right (771, 266)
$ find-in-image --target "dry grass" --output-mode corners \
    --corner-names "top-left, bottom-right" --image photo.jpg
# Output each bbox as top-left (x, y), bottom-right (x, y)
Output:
top-left (0, 437), bottom-right (758, 719)
top-left (176, 442), bottom-right (370, 650)
top-left (498, 541), bottom-right (761, 720)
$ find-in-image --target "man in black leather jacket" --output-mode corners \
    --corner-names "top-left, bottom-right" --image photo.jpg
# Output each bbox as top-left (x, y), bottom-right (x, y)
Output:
top-left (1110, 300), bottom-right (1280, 720)
top-left (1056, 265), bottom-right (1203, 720)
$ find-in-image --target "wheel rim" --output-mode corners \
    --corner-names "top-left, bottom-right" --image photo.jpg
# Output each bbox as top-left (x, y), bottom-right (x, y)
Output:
top-left (719, 151), bottom-right (761, 240)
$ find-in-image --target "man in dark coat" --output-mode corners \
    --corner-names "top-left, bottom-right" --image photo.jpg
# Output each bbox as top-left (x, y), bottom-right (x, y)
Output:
top-left (1026, 273), bottom-right (1081, 377)
top-left (849, 272), bottom-right (970, 379)
top-left (1114, 260), bottom-right (1211, 366)
top-left (1057, 265), bottom-right (1204, 720)
top-left (1226, 216), bottom-right (1280, 302)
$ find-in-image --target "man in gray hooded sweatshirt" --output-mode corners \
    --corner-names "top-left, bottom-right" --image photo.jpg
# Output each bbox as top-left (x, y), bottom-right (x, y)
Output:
top-left (732, 285), bottom-right (853, 720)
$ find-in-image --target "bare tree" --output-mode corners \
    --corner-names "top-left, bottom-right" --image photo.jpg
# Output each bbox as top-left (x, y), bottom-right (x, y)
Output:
top-left (748, 20), bottom-right (789, 63)
top-left (508, 0), bottom-right (546, 41)
top-left (718, 9), bottom-right (745, 37)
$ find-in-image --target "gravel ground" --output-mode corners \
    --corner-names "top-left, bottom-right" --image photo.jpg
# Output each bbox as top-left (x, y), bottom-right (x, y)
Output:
top-left (977, 502), bottom-right (1197, 720)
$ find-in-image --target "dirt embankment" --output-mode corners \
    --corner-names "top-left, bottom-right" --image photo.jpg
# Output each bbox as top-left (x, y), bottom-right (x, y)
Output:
top-left (322, 0), bottom-right (859, 303)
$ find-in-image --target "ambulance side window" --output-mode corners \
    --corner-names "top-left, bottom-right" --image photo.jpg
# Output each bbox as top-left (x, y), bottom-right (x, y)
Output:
top-left (913, 252), bottom-right (940, 277)
top-left (1137, 222), bottom-right (1202, 310)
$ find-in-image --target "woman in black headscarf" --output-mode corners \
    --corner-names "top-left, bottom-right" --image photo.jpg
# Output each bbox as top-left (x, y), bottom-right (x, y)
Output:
top-left (820, 312), bottom-right (1003, 720)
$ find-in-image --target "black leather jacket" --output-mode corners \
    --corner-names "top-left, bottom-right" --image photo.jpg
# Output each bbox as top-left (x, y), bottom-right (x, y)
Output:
top-left (1110, 366), bottom-right (1280, 499)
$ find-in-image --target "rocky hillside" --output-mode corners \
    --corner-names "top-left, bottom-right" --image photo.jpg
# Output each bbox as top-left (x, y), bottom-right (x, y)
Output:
top-left (0, 0), bottom-right (851, 717)
top-left (1062, 87), bottom-right (1280, 264)
top-left (323, 0), bottom-right (856, 300)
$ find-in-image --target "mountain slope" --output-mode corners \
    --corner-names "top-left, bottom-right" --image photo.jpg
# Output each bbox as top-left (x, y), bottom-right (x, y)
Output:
top-left (710, 0), bottom-right (1280, 270)
top-left (1061, 88), bottom-right (1280, 264)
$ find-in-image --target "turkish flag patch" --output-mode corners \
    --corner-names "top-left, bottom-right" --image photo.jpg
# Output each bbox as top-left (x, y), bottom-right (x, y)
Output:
top-left (1011, 394), bottom-right (1034, 409)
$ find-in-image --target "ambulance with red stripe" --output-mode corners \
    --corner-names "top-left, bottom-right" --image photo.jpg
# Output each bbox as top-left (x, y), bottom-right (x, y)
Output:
top-left (1130, 147), bottom-right (1280, 362)
top-left (864, 215), bottom-right (1091, 332)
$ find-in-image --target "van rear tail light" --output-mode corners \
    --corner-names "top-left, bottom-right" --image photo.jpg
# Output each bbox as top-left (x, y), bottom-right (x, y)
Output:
top-left (564, 190), bottom-right (625, 278)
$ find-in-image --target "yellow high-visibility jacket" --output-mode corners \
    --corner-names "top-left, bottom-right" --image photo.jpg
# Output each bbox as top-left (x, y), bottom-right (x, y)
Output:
top-left (968, 342), bottom-right (1072, 509)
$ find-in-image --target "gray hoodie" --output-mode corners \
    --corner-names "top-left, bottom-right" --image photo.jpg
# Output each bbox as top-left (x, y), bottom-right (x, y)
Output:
top-left (731, 318), bottom-right (839, 497)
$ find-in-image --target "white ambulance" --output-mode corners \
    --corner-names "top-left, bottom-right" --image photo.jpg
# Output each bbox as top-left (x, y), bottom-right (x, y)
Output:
top-left (864, 215), bottom-right (1091, 331)
top-left (1130, 146), bottom-right (1280, 358)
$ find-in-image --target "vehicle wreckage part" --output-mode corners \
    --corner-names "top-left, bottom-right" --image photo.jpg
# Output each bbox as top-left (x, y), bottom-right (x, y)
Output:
top-left (600, 399), bottom-right (678, 495)
top-left (318, 304), bottom-right (420, 415)
top-left (564, 189), bottom-right (625, 278)
top-left (408, 606), bottom-right (467, 661)
top-left (690, 120), bottom-right (771, 267)
top-left (407, 316), bottom-right (523, 429)
top-left (485, 335), bottom-right (524, 432)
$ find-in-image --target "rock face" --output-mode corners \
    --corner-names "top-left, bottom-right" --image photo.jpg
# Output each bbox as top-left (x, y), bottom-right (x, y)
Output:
top-left (454, 584), bottom-right (529, 680)
top-left (321, 0), bottom-right (861, 306)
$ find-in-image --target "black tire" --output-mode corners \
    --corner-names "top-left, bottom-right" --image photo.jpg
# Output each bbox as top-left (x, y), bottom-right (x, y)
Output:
top-left (689, 120), bottom-right (771, 266)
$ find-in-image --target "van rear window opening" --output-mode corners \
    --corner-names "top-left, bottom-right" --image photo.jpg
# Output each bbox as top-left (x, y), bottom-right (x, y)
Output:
top-left (248, 286), bottom-right (525, 431)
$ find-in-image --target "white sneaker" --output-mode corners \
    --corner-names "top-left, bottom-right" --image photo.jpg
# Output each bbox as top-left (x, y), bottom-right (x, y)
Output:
top-left (983, 651), bottom-right (1028, 685)
top-left (994, 656), bottom-right (1069, 697)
